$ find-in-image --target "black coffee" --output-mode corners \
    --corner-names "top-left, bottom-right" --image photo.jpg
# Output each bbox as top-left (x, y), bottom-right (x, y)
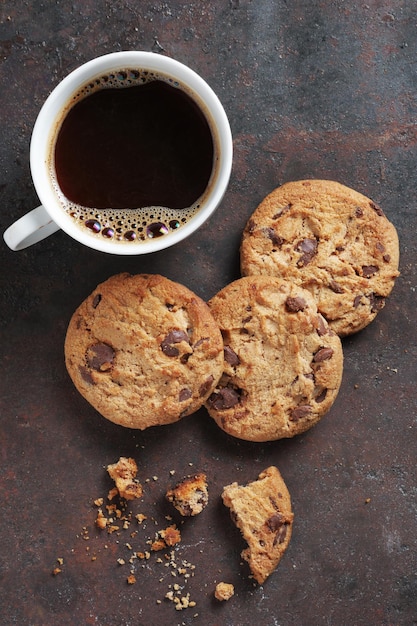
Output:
top-left (50, 70), bottom-right (216, 243)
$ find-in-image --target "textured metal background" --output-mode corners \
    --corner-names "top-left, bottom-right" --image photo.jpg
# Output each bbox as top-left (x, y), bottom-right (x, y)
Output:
top-left (1, 2), bottom-right (416, 625)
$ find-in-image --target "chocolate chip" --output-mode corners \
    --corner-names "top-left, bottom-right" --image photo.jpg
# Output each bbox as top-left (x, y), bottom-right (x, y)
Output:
top-left (370, 201), bottom-right (384, 216)
top-left (266, 513), bottom-right (284, 532)
top-left (313, 347), bottom-right (334, 362)
top-left (161, 329), bottom-right (190, 356)
top-left (196, 489), bottom-right (208, 505)
top-left (79, 366), bottom-right (94, 384)
top-left (193, 337), bottom-right (208, 350)
top-left (170, 329), bottom-right (190, 343)
top-left (316, 315), bottom-right (328, 336)
top-left (315, 388), bottom-right (328, 403)
top-left (369, 293), bottom-right (385, 313)
top-left (179, 388), bottom-right (192, 402)
top-left (207, 387), bottom-right (240, 410)
top-left (86, 343), bottom-right (115, 371)
top-left (383, 254), bottom-right (391, 263)
top-left (296, 237), bottom-right (318, 266)
top-left (290, 405), bottom-right (312, 421)
top-left (180, 503), bottom-right (193, 516)
top-left (199, 375), bottom-right (214, 397)
top-left (224, 345), bottom-right (240, 366)
top-left (273, 523), bottom-right (288, 546)
top-left (285, 296), bottom-right (307, 312)
top-left (353, 295), bottom-right (363, 308)
top-left (92, 294), bottom-right (102, 309)
top-left (264, 227), bottom-right (284, 248)
top-left (161, 344), bottom-right (179, 357)
top-left (329, 279), bottom-right (344, 294)
top-left (362, 265), bottom-right (379, 278)
top-left (355, 207), bottom-right (364, 218)
top-left (272, 203), bottom-right (292, 219)
top-left (269, 496), bottom-right (281, 511)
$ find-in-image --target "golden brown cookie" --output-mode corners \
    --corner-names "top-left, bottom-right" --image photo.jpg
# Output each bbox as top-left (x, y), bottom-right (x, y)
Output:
top-left (205, 275), bottom-right (343, 442)
top-left (65, 273), bottom-right (224, 429)
top-left (240, 179), bottom-right (400, 336)
top-left (222, 466), bottom-right (294, 584)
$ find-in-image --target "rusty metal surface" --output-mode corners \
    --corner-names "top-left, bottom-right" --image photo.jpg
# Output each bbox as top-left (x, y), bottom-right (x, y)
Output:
top-left (1, 2), bottom-right (416, 625)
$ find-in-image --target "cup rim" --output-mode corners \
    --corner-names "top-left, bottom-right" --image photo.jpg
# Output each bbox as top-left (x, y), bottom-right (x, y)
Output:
top-left (30, 51), bottom-right (233, 255)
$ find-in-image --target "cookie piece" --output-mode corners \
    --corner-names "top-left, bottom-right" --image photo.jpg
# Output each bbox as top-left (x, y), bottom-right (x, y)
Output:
top-left (166, 473), bottom-right (209, 516)
top-left (150, 525), bottom-right (181, 550)
top-left (65, 273), bottom-right (224, 429)
top-left (107, 457), bottom-right (143, 500)
top-left (240, 179), bottom-right (400, 336)
top-left (222, 466), bottom-right (293, 584)
top-left (205, 275), bottom-right (343, 442)
top-left (214, 582), bottom-right (234, 601)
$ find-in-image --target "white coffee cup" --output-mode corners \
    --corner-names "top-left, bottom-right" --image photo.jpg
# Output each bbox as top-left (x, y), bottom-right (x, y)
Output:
top-left (3, 51), bottom-right (233, 254)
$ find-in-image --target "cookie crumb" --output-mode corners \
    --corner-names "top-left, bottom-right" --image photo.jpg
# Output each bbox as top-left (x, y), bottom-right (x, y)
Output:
top-left (95, 508), bottom-right (108, 529)
top-left (52, 558), bottom-right (64, 576)
top-left (107, 457), bottom-right (143, 501)
top-left (150, 524), bottom-right (182, 553)
top-left (166, 473), bottom-right (208, 516)
top-left (214, 582), bottom-right (235, 601)
top-left (107, 487), bottom-right (119, 501)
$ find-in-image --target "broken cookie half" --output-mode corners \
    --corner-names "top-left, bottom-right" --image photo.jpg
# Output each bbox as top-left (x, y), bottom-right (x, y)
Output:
top-left (222, 466), bottom-right (293, 584)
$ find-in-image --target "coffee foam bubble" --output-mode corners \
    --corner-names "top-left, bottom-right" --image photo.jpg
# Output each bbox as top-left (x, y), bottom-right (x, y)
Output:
top-left (60, 199), bottom-right (198, 243)
top-left (49, 69), bottom-right (211, 244)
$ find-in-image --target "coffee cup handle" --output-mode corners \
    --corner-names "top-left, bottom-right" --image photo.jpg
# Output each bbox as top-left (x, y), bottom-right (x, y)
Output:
top-left (3, 205), bottom-right (60, 251)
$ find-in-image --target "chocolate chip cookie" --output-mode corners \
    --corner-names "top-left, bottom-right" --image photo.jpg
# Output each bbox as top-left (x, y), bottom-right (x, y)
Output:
top-left (205, 275), bottom-right (343, 442)
top-left (65, 273), bottom-right (224, 429)
top-left (240, 179), bottom-right (400, 336)
top-left (222, 466), bottom-right (294, 584)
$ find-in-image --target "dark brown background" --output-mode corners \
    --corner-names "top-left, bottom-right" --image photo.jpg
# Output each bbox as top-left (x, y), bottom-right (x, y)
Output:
top-left (1, 2), bottom-right (416, 625)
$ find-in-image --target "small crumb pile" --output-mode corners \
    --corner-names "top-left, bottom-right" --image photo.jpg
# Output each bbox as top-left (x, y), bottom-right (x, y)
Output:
top-left (54, 457), bottom-right (205, 615)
